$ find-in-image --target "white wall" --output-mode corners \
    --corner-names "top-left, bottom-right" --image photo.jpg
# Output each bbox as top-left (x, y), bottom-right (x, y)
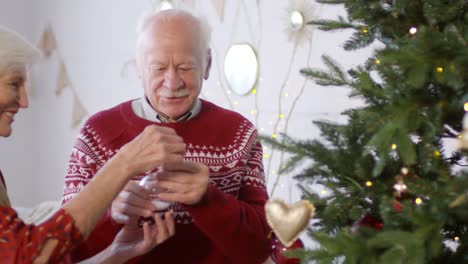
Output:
top-left (0, 0), bottom-right (374, 240)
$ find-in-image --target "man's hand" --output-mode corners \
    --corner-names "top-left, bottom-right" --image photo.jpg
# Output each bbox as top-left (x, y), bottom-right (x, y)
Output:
top-left (111, 181), bottom-right (156, 224)
top-left (156, 160), bottom-right (210, 205)
top-left (117, 126), bottom-right (186, 176)
top-left (111, 211), bottom-right (175, 259)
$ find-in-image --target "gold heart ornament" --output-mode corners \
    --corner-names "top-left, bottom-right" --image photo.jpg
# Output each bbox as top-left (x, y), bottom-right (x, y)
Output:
top-left (265, 198), bottom-right (315, 247)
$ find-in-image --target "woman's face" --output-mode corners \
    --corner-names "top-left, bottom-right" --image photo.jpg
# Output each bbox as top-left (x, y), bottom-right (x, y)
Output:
top-left (0, 69), bottom-right (29, 137)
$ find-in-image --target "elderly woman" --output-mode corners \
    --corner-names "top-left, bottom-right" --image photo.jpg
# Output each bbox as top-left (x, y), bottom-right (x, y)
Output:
top-left (0, 27), bottom-right (183, 263)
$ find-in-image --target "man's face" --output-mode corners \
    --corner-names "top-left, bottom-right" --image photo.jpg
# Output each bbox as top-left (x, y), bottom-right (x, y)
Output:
top-left (0, 69), bottom-right (28, 137)
top-left (138, 20), bottom-right (210, 120)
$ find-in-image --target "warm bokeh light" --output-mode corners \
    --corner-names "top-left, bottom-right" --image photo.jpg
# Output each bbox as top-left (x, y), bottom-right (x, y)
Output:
top-left (415, 198), bottom-right (422, 205)
top-left (401, 167), bottom-right (409, 175)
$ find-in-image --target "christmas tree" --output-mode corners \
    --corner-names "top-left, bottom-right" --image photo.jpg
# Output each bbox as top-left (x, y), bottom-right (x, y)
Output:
top-left (262, 0), bottom-right (468, 263)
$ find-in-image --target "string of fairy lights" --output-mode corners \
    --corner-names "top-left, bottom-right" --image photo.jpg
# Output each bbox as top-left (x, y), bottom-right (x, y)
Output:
top-left (273, 22), bottom-right (468, 220)
top-left (364, 23), bottom-right (465, 166)
top-left (353, 24), bottom-right (468, 241)
top-left (262, 1), bottom-right (320, 195)
top-left (318, 100), bottom-right (467, 243)
top-left (272, 36), bottom-right (316, 197)
top-left (145, 5), bottom-right (468, 234)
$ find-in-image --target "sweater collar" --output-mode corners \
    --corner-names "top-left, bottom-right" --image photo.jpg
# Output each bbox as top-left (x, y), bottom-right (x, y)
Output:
top-left (133, 96), bottom-right (201, 123)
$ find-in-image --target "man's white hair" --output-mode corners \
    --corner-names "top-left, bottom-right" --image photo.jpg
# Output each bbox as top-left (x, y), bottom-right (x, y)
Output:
top-left (136, 9), bottom-right (212, 53)
top-left (0, 26), bottom-right (40, 74)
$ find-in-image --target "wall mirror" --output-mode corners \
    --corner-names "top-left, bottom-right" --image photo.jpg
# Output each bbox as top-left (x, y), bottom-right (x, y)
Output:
top-left (224, 43), bottom-right (259, 95)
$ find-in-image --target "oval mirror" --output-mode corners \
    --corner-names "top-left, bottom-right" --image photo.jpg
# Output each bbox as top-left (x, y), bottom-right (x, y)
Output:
top-left (290, 10), bottom-right (304, 31)
top-left (224, 43), bottom-right (259, 95)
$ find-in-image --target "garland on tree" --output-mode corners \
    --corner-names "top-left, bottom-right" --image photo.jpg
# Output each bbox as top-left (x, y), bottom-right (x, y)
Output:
top-left (262, 0), bottom-right (468, 263)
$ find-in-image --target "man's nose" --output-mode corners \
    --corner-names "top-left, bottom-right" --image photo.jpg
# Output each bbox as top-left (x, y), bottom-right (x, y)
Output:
top-left (163, 68), bottom-right (183, 90)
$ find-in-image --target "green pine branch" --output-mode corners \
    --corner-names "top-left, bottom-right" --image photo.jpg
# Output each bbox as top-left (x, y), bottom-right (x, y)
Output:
top-left (260, 0), bottom-right (468, 262)
top-left (307, 16), bottom-right (357, 31)
top-left (300, 55), bottom-right (350, 86)
top-left (343, 30), bottom-right (376, 50)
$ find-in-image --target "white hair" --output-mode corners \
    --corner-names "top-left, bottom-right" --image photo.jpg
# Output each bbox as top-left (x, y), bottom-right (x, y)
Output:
top-left (0, 26), bottom-right (40, 74)
top-left (136, 9), bottom-right (212, 53)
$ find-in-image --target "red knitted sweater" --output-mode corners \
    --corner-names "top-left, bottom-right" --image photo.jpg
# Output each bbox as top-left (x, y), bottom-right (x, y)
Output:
top-left (62, 99), bottom-right (272, 263)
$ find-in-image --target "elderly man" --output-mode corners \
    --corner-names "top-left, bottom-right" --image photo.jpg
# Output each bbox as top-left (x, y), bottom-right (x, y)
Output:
top-left (62, 9), bottom-right (272, 264)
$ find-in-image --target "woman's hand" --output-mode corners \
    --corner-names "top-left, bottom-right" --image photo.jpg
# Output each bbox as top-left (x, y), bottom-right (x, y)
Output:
top-left (116, 125), bottom-right (186, 176)
top-left (110, 210), bottom-right (176, 262)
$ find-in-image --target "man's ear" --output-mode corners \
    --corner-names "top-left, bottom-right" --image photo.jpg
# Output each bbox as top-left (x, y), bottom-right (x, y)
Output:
top-left (203, 49), bottom-right (212, 80)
